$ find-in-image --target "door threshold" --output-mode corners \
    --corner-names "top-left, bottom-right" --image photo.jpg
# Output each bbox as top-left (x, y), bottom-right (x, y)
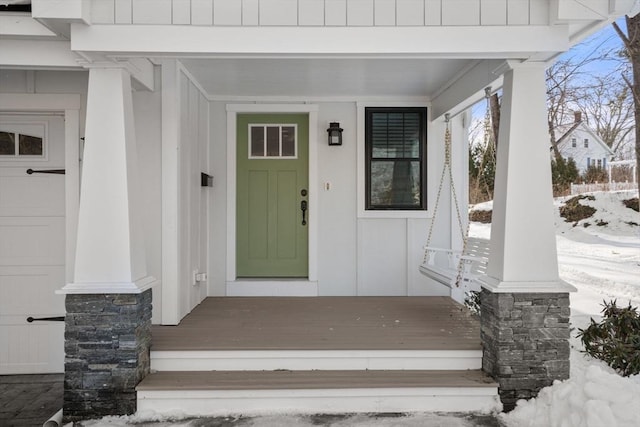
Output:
top-left (226, 280), bottom-right (318, 297)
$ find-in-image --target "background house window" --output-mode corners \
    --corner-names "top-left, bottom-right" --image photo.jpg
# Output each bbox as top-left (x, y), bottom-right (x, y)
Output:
top-left (365, 107), bottom-right (427, 210)
top-left (584, 138), bottom-right (589, 148)
top-left (597, 159), bottom-right (602, 167)
top-left (571, 138), bottom-right (577, 148)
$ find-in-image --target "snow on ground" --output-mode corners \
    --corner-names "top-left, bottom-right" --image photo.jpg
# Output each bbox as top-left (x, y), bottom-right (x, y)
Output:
top-left (472, 191), bottom-right (640, 427)
top-left (82, 191), bottom-right (639, 427)
top-left (81, 412), bottom-right (501, 427)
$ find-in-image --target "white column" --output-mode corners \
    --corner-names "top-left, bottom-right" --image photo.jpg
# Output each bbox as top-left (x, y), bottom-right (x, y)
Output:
top-left (61, 66), bottom-right (155, 294)
top-left (478, 62), bottom-right (574, 293)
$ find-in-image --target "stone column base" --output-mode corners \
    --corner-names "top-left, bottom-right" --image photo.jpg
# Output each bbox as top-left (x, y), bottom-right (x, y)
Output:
top-left (480, 289), bottom-right (570, 411)
top-left (63, 290), bottom-right (152, 422)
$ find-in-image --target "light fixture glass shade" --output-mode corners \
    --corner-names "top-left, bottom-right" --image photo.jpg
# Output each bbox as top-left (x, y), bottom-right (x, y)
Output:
top-left (327, 122), bottom-right (343, 146)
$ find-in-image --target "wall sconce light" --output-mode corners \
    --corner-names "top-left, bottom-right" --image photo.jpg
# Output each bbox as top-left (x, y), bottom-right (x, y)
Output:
top-left (327, 122), bottom-right (343, 146)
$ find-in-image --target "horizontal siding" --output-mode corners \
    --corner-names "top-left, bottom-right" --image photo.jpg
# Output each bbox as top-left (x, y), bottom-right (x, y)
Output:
top-left (91, 0), bottom-right (549, 26)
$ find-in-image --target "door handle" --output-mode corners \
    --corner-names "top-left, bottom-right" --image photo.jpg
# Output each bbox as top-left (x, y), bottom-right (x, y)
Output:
top-left (27, 316), bottom-right (65, 322)
top-left (301, 200), bottom-right (308, 226)
top-left (26, 168), bottom-right (65, 175)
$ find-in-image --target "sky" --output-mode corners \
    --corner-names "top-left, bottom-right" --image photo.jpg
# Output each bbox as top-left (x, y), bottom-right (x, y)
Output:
top-left (471, 15), bottom-right (629, 107)
top-left (469, 16), bottom-right (633, 152)
top-left (567, 17), bottom-right (628, 78)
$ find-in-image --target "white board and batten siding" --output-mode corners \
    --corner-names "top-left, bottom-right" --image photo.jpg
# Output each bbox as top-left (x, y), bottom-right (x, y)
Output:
top-left (162, 62), bottom-right (210, 324)
top-left (90, 0), bottom-right (549, 27)
top-left (0, 115), bottom-right (66, 374)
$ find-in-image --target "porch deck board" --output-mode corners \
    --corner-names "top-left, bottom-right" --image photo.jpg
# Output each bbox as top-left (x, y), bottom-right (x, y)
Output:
top-left (151, 297), bottom-right (480, 351)
top-left (137, 369), bottom-right (496, 391)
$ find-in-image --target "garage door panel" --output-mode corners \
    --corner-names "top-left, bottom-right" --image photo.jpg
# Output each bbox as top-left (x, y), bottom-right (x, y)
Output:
top-left (0, 266), bottom-right (65, 315)
top-left (0, 322), bottom-right (64, 374)
top-left (1, 114), bottom-right (66, 375)
top-left (0, 217), bottom-right (65, 266)
top-left (0, 172), bottom-right (65, 217)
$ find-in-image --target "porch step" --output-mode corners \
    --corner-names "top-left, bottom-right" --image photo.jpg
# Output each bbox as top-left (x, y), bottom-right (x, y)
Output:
top-left (137, 370), bottom-right (499, 416)
top-left (150, 349), bottom-right (483, 371)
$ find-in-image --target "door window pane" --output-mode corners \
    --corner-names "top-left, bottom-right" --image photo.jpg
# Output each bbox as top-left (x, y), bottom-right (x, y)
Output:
top-left (18, 134), bottom-right (43, 155)
top-left (282, 126), bottom-right (296, 156)
top-left (266, 126), bottom-right (280, 157)
top-left (0, 131), bottom-right (15, 155)
top-left (249, 124), bottom-right (297, 158)
top-left (250, 126), bottom-right (264, 157)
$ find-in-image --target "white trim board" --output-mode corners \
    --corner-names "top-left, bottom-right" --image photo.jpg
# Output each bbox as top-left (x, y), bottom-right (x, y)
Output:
top-left (151, 349), bottom-right (482, 371)
top-left (226, 104), bottom-right (319, 293)
top-left (226, 280), bottom-right (318, 297)
top-left (137, 387), bottom-right (499, 416)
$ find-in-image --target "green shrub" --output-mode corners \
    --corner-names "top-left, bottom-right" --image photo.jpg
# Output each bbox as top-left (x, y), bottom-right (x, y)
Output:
top-left (551, 157), bottom-right (579, 195)
top-left (577, 300), bottom-right (640, 377)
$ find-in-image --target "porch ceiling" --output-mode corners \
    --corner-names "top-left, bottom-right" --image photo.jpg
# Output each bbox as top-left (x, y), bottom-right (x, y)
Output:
top-left (179, 57), bottom-right (476, 99)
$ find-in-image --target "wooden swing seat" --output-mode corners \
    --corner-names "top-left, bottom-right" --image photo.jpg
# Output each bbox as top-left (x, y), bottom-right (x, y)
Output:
top-left (419, 237), bottom-right (490, 291)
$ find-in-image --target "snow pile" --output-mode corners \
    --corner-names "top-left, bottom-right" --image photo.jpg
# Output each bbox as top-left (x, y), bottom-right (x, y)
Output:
top-left (553, 191), bottom-right (639, 237)
top-left (81, 412), bottom-right (498, 426)
top-left (503, 343), bottom-right (640, 427)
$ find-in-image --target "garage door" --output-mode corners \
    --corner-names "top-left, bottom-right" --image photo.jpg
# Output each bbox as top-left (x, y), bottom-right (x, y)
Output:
top-left (0, 115), bottom-right (66, 374)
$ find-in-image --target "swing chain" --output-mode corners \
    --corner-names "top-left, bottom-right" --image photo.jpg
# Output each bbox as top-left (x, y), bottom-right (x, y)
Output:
top-left (454, 86), bottom-right (492, 289)
top-left (422, 114), bottom-right (467, 273)
top-left (422, 116), bottom-right (452, 264)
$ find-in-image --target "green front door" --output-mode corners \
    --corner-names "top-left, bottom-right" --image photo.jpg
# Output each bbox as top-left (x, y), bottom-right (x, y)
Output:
top-left (237, 114), bottom-right (309, 277)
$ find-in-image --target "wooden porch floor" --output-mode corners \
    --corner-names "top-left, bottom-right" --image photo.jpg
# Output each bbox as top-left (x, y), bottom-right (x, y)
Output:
top-left (151, 297), bottom-right (481, 351)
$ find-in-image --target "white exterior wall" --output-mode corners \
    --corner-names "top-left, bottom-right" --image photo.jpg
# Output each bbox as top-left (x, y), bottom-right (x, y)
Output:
top-left (90, 0), bottom-right (549, 26)
top-left (179, 70), bottom-right (209, 314)
top-left (162, 62), bottom-right (210, 323)
top-left (208, 100), bottom-right (464, 297)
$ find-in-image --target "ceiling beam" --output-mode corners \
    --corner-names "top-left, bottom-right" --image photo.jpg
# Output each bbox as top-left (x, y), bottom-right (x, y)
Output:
top-left (0, 39), bottom-right (80, 69)
top-left (70, 24), bottom-right (570, 58)
top-left (431, 59), bottom-right (507, 120)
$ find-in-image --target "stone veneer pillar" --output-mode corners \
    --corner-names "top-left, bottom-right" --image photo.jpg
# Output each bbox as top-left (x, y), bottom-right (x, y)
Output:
top-left (61, 66), bottom-right (155, 421)
top-left (64, 291), bottom-right (152, 421)
top-left (477, 62), bottom-right (575, 411)
top-left (480, 290), bottom-right (570, 411)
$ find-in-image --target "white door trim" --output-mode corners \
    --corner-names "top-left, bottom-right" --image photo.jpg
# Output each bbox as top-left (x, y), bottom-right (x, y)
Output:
top-left (226, 104), bottom-right (319, 295)
top-left (0, 93), bottom-right (81, 284)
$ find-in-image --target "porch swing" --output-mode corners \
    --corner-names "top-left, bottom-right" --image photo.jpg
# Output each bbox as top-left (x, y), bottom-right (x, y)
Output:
top-left (418, 89), bottom-right (494, 293)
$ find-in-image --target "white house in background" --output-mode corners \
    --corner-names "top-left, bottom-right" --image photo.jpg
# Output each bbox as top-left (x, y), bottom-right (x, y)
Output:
top-left (0, 0), bottom-right (636, 422)
top-left (556, 111), bottom-right (615, 174)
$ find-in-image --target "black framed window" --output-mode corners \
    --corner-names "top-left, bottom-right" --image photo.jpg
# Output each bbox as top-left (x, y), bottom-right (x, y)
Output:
top-left (365, 107), bottom-right (427, 210)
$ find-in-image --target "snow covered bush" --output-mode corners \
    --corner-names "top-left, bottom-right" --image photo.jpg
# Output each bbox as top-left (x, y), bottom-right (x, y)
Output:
top-left (464, 291), bottom-right (481, 315)
top-left (577, 300), bottom-right (640, 377)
